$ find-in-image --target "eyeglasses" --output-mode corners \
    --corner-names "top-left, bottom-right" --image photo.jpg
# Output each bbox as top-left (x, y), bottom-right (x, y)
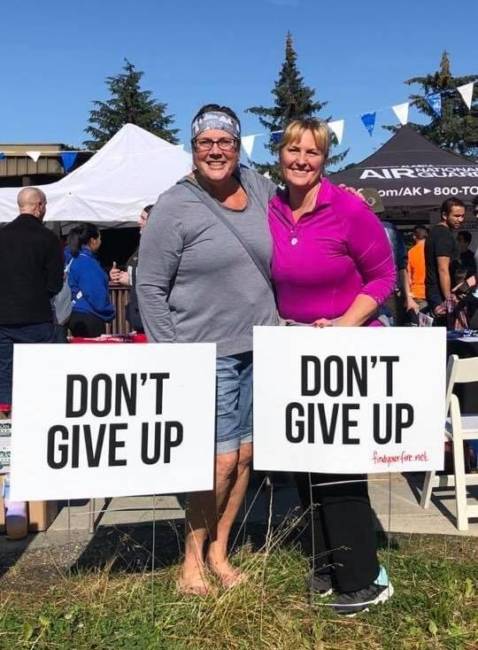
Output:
top-left (193, 137), bottom-right (237, 152)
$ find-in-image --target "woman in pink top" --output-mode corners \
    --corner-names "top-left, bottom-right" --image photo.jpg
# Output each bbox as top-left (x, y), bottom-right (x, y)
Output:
top-left (268, 119), bottom-right (395, 616)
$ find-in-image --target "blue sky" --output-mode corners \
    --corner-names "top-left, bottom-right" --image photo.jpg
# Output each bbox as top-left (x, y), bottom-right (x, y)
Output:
top-left (1, 0), bottom-right (477, 167)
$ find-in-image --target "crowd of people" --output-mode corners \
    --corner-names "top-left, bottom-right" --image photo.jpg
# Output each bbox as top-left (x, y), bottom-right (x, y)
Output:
top-left (1, 104), bottom-right (478, 616)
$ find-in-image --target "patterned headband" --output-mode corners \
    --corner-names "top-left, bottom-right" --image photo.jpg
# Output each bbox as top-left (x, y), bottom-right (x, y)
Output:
top-left (191, 111), bottom-right (241, 140)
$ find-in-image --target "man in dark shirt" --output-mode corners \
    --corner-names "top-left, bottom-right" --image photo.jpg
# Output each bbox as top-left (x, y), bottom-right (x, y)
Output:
top-left (425, 198), bottom-right (465, 319)
top-left (457, 230), bottom-right (476, 278)
top-left (0, 187), bottom-right (63, 416)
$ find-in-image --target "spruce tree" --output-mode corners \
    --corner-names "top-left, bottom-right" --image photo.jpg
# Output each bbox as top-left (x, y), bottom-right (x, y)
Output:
top-left (385, 51), bottom-right (478, 158)
top-left (84, 59), bottom-right (178, 150)
top-left (246, 33), bottom-right (346, 182)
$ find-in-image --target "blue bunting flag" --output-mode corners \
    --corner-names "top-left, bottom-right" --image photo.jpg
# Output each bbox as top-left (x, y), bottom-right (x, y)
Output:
top-left (361, 112), bottom-right (376, 136)
top-left (60, 152), bottom-right (78, 172)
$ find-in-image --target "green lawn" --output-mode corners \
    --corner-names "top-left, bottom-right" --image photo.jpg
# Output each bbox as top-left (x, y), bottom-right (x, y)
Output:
top-left (0, 534), bottom-right (477, 649)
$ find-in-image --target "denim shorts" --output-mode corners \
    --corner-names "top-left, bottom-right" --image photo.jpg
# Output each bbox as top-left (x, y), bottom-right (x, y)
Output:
top-left (215, 351), bottom-right (253, 455)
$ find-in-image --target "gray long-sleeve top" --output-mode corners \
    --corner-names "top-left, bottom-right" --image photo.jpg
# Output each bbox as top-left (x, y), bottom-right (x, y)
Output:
top-left (136, 166), bottom-right (278, 356)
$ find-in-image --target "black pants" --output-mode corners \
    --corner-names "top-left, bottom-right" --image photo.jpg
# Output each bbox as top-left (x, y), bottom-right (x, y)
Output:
top-left (69, 312), bottom-right (106, 338)
top-left (295, 472), bottom-right (379, 593)
top-left (0, 322), bottom-right (56, 406)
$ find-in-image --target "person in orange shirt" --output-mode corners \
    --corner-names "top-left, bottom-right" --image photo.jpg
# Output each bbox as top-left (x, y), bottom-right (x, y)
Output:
top-left (407, 225), bottom-right (428, 309)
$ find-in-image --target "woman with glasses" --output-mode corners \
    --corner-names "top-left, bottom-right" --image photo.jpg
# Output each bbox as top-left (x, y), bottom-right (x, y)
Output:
top-left (269, 119), bottom-right (395, 616)
top-left (137, 104), bottom-right (277, 595)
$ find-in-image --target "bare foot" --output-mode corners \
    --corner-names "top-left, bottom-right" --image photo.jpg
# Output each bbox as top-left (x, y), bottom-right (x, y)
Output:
top-left (176, 568), bottom-right (212, 597)
top-left (206, 557), bottom-right (246, 589)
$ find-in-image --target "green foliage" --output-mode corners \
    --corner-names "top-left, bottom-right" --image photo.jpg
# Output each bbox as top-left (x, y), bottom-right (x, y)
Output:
top-left (84, 59), bottom-right (178, 150)
top-left (246, 33), bottom-right (347, 182)
top-left (1, 534), bottom-right (477, 649)
top-left (385, 51), bottom-right (478, 159)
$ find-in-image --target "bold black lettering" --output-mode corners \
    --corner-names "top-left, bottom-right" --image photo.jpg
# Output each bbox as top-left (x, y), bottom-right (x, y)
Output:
top-left (317, 403), bottom-right (339, 443)
top-left (149, 373), bottom-right (170, 415)
top-left (164, 421), bottom-right (183, 463)
top-left (301, 356), bottom-right (321, 396)
top-left (83, 423), bottom-right (106, 467)
top-left (47, 425), bottom-right (69, 469)
top-left (285, 402), bottom-right (305, 442)
top-left (91, 374), bottom-right (112, 417)
top-left (71, 424), bottom-right (80, 468)
top-left (108, 423), bottom-right (127, 466)
top-left (347, 357), bottom-right (368, 397)
top-left (141, 421), bottom-right (161, 465)
top-left (373, 403), bottom-right (393, 444)
top-left (307, 402), bottom-right (315, 443)
top-left (342, 404), bottom-right (360, 444)
top-left (115, 374), bottom-right (137, 416)
top-left (379, 356), bottom-right (399, 397)
top-left (324, 356), bottom-right (343, 397)
top-left (395, 403), bottom-right (414, 443)
top-left (66, 374), bottom-right (88, 417)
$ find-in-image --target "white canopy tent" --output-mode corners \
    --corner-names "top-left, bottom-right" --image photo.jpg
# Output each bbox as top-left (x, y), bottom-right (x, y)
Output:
top-left (0, 124), bottom-right (192, 223)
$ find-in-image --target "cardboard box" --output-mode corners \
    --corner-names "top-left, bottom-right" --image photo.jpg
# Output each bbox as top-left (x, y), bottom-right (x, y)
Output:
top-left (0, 476), bottom-right (58, 533)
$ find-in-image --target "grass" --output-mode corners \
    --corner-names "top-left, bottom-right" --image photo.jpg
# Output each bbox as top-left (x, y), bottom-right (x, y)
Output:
top-left (0, 531), bottom-right (477, 650)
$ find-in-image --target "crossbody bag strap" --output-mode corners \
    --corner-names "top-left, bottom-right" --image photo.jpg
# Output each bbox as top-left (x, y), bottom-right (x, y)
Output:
top-left (183, 180), bottom-right (273, 291)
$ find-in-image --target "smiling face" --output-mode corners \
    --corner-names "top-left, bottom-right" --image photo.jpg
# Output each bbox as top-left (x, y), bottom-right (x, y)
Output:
top-left (279, 129), bottom-right (326, 192)
top-left (192, 128), bottom-right (239, 186)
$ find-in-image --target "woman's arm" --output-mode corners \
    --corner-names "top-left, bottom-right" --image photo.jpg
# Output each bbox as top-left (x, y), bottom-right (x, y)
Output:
top-left (136, 199), bottom-right (183, 342)
top-left (314, 294), bottom-right (378, 327)
top-left (315, 202), bottom-right (396, 327)
top-left (75, 259), bottom-right (115, 318)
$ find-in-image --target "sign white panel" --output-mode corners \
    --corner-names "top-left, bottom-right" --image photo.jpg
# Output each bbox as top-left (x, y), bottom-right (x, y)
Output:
top-left (253, 327), bottom-right (446, 474)
top-left (10, 343), bottom-right (216, 500)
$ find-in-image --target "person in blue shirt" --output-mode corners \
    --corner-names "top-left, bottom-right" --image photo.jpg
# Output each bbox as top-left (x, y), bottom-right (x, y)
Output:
top-left (67, 223), bottom-right (115, 337)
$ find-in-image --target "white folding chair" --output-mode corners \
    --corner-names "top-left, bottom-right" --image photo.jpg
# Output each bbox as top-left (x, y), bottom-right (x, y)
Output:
top-left (421, 354), bottom-right (478, 530)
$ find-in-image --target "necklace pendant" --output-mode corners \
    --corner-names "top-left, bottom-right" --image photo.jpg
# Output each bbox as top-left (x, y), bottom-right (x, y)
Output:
top-left (291, 236), bottom-right (298, 246)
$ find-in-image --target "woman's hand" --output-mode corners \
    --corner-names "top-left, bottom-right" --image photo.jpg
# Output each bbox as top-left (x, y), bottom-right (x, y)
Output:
top-left (338, 184), bottom-right (365, 201)
top-left (313, 318), bottom-right (337, 327)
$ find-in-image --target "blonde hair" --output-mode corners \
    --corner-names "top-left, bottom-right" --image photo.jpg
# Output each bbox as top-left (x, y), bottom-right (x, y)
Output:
top-left (279, 119), bottom-right (330, 160)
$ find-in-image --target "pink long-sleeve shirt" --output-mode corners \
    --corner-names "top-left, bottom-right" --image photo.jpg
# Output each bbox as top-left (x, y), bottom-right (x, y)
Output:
top-left (268, 178), bottom-right (396, 325)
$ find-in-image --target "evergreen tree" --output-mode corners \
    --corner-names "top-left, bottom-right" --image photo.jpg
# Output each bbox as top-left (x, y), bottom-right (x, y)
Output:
top-left (384, 51), bottom-right (478, 158)
top-left (246, 33), bottom-right (346, 182)
top-left (84, 59), bottom-right (178, 150)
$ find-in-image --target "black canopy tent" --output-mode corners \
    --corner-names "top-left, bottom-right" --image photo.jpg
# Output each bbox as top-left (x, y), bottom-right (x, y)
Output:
top-left (329, 126), bottom-right (478, 225)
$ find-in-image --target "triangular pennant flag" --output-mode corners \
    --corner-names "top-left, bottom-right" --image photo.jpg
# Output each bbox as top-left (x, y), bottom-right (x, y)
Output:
top-left (328, 120), bottom-right (344, 145)
top-left (271, 131), bottom-right (283, 144)
top-left (361, 112), bottom-right (376, 136)
top-left (241, 135), bottom-right (256, 158)
top-left (0, 153), bottom-right (5, 161)
top-left (60, 152), bottom-right (78, 172)
top-left (426, 92), bottom-right (441, 116)
top-left (26, 151), bottom-right (41, 163)
top-left (392, 102), bottom-right (409, 126)
top-left (457, 82), bottom-right (474, 110)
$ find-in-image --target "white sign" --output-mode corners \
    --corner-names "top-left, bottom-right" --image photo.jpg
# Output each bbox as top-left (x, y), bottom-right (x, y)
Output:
top-left (9, 343), bottom-right (216, 500)
top-left (253, 327), bottom-right (446, 474)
